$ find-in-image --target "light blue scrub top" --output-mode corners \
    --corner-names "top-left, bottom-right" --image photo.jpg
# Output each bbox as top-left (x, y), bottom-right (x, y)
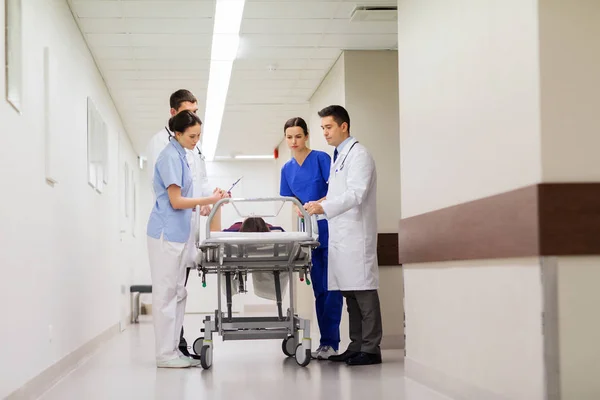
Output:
top-left (147, 139), bottom-right (193, 243)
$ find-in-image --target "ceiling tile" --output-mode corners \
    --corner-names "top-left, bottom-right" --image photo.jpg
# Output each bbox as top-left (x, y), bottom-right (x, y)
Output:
top-left (125, 18), bottom-right (214, 34)
top-left (240, 34), bottom-right (322, 48)
top-left (79, 18), bottom-right (127, 34)
top-left (69, 0), bottom-right (400, 156)
top-left (325, 20), bottom-right (397, 35)
top-left (237, 47), bottom-right (339, 60)
top-left (133, 59), bottom-right (211, 70)
top-left (228, 78), bottom-right (296, 91)
top-left (132, 46), bottom-right (211, 59)
top-left (97, 59), bottom-right (138, 70)
top-left (93, 46), bottom-right (134, 59)
top-left (241, 19), bottom-right (327, 34)
top-left (86, 33), bottom-right (212, 47)
top-left (105, 70), bottom-right (209, 80)
top-left (244, 2), bottom-right (342, 19)
top-left (71, 1), bottom-right (123, 18)
top-left (121, 1), bottom-right (215, 18)
top-left (320, 34), bottom-right (398, 49)
top-left (294, 79), bottom-right (322, 90)
top-left (111, 79), bottom-right (207, 90)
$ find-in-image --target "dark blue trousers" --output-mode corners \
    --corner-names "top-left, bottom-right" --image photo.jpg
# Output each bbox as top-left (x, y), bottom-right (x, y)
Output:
top-left (311, 248), bottom-right (343, 350)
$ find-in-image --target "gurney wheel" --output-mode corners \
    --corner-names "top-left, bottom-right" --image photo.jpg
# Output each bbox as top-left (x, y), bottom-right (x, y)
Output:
top-left (192, 337), bottom-right (204, 356)
top-left (200, 345), bottom-right (212, 370)
top-left (295, 344), bottom-right (311, 367)
top-left (282, 336), bottom-right (295, 357)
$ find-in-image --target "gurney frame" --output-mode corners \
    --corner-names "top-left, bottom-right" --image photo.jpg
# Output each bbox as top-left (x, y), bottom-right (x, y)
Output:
top-left (193, 197), bottom-right (319, 369)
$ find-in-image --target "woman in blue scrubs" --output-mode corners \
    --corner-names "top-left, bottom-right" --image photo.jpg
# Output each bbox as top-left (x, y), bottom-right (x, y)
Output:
top-left (279, 117), bottom-right (343, 360)
top-left (147, 110), bottom-right (226, 368)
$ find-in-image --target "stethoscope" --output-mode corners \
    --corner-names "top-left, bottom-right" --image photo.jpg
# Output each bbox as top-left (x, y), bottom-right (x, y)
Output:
top-left (335, 141), bottom-right (359, 173)
top-left (165, 127), bottom-right (205, 160)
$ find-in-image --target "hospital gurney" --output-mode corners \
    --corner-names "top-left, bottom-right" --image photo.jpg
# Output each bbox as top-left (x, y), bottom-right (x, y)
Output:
top-left (192, 197), bottom-right (319, 369)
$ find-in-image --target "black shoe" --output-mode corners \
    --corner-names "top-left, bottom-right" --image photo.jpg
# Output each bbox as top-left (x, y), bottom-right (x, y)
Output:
top-left (328, 349), bottom-right (359, 362)
top-left (179, 346), bottom-right (191, 357)
top-left (345, 352), bottom-right (382, 366)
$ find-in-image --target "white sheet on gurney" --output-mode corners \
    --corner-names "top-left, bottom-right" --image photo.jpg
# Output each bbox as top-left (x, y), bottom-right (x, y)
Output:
top-left (203, 232), bottom-right (312, 244)
top-left (202, 232), bottom-right (313, 301)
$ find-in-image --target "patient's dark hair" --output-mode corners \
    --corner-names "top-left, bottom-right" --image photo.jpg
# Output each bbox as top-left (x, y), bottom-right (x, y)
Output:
top-left (283, 117), bottom-right (309, 136)
top-left (168, 109), bottom-right (202, 133)
top-left (240, 217), bottom-right (270, 233)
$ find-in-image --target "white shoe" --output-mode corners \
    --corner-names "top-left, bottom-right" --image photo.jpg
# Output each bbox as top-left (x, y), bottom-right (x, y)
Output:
top-left (317, 346), bottom-right (338, 360)
top-left (157, 356), bottom-right (193, 369)
top-left (311, 346), bottom-right (324, 359)
top-left (187, 357), bottom-right (201, 367)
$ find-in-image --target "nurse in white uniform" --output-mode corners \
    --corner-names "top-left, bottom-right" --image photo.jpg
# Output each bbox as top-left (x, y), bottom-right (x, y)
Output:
top-left (147, 110), bottom-right (225, 368)
top-left (145, 89), bottom-right (215, 356)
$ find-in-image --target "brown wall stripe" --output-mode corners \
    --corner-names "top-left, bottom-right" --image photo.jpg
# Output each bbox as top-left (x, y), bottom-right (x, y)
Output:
top-left (398, 183), bottom-right (600, 264)
top-left (377, 233), bottom-right (400, 266)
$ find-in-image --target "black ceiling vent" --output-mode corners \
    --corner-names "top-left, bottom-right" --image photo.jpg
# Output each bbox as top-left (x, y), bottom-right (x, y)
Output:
top-left (350, 5), bottom-right (398, 22)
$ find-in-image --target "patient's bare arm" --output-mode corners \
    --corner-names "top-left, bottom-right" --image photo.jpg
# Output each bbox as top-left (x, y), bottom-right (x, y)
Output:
top-left (209, 205), bottom-right (222, 232)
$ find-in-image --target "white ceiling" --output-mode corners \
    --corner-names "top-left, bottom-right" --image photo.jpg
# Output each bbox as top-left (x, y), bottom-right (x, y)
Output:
top-left (68, 0), bottom-right (398, 157)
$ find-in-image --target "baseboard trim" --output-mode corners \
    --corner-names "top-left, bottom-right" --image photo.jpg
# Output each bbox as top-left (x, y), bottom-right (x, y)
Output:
top-left (381, 334), bottom-right (404, 349)
top-left (6, 322), bottom-right (121, 400)
top-left (405, 357), bottom-right (509, 400)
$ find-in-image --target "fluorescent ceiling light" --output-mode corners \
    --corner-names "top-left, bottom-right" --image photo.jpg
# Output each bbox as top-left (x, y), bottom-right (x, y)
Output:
top-left (202, 0), bottom-right (246, 162)
top-left (234, 155), bottom-right (275, 160)
top-left (210, 35), bottom-right (240, 61)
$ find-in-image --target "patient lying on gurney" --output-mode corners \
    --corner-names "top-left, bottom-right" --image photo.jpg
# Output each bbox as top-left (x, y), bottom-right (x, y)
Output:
top-left (221, 217), bottom-right (289, 301)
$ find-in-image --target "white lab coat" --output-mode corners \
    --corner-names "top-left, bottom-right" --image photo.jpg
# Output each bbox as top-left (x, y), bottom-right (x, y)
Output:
top-left (321, 138), bottom-right (379, 291)
top-left (146, 127), bottom-right (211, 268)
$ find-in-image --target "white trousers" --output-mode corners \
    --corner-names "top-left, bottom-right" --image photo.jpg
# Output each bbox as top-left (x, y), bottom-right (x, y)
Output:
top-left (147, 234), bottom-right (188, 363)
top-left (181, 214), bottom-right (199, 269)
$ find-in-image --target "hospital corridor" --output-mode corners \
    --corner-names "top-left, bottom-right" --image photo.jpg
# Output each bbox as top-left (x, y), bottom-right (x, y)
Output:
top-left (1, 0), bottom-right (600, 399)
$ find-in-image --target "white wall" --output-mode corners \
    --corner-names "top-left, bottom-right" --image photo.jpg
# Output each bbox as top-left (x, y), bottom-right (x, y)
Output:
top-left (537, 2), bottom-right (600, 398)
top-left (398, 1), bottom-right (546, 398)
top-left (404, 260), bottom-right (545, 399)
top-left (557, 257), bottom-right (600, 400)
top-left (398, 0), bottom-right (542, 218)
top-left (344, 50), bottom-right (400, 233)
top-left (309, 50), bottom-right (402, 233)
top-left (0, 1), bottom-right (147, 398)
top-left (308, 53), bottom-right (345, 154)
top-left (538, 0), bottom-right (600, 182)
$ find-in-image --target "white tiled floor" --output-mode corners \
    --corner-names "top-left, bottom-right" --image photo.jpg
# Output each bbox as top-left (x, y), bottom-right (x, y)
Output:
top-left (38, 315), bottom-right (450, 400)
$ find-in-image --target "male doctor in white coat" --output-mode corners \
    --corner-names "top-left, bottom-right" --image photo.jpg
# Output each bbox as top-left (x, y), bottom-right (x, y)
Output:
top-left (145, 89), bottom-right (216, 359)
top-left (304, 105), bottom-right (383, 366)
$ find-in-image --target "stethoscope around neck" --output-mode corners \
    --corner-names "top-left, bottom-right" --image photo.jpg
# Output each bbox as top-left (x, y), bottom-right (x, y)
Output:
top-left (165, 127), bottom-right (204, 160)
top-left (336, 141), bottom-right (359, 173)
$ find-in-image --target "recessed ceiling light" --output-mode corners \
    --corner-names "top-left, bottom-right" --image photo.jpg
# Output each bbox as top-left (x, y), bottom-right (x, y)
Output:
top-left (202, 0), bottom-right (246, 162)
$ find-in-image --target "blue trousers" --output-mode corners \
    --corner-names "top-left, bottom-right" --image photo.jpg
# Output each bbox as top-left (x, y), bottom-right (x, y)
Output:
top-left (311, 248), bottom-right (343, 350)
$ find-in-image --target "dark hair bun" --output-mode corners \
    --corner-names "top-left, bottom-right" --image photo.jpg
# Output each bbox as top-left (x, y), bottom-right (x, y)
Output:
top-left (169, 110), bottom-right (202, 133)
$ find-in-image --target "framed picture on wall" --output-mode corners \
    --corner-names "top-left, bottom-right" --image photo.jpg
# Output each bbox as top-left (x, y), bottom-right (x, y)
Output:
top-left (5, 0), bottom-right (22, 113)
top-left (131, 181), bottom-right (136, 237)
top-left (124, 162), bottom-right (130, 218)
top-left (86, 97), bottom-right (109, 192)
top-left (43, 47), bottom-right (60, 186)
